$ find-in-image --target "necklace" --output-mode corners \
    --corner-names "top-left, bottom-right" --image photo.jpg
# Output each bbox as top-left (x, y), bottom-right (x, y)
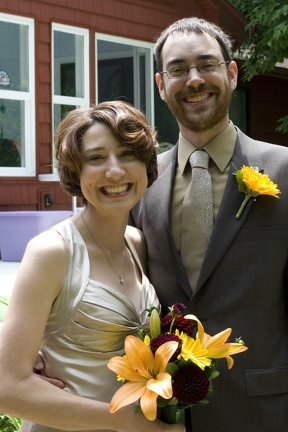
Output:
top-left (81, 211), bottom-right (128, 284)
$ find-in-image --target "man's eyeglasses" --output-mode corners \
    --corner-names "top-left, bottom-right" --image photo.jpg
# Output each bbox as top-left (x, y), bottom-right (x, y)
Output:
top-left (161, 60), bottom-right (231, 79)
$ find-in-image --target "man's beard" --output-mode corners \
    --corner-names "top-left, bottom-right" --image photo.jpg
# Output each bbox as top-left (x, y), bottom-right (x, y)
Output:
top-left (163, 82), bottom-right (232, 133)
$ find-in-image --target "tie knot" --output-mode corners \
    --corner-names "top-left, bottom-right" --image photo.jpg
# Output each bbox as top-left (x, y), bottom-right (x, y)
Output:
top-left (190, 150), bottom-right (209, 169)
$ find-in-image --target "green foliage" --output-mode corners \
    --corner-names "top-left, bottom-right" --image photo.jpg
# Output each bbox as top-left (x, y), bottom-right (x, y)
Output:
top-left (230, 0), bottom-right (288, 133)
top-left (231, 0), bottom-right (288, 79)
top-left (0, 414), bottom-right (22, 431)
top-left (276, 115), bottom-right (288, 133)
top-left (0, 299), bottom-right (23, 430)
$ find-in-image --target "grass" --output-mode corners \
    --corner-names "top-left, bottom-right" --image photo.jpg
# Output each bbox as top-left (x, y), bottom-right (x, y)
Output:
top-left (0, 414), bottom-right (22, 431)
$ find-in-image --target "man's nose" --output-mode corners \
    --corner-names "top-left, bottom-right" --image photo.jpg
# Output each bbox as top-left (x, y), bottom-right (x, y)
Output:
top-left (185, 67), bottom-right (205, 85)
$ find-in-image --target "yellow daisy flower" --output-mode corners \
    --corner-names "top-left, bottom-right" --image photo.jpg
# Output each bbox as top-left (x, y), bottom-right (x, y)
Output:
top-left (175, 329), bottom-right (211, 370)
top-left (234, 165), bottom-right (280, 218)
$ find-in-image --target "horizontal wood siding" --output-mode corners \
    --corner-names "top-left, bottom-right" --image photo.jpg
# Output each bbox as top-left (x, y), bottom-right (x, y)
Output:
top-left (1, 0), bottom-right (284, 211)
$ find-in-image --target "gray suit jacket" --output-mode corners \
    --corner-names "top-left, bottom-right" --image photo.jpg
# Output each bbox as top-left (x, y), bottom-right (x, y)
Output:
top-left (131, 128), bottom-right (288, 431)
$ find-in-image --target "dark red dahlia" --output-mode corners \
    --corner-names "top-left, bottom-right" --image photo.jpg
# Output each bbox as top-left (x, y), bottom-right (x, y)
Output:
top-left (172, 303), bottom-right (186, 315)
top-left (172, 364), bottom-right (210, 404)
top-left (150, 333), bottom-right (182, 361)
top-left (161, 316), bottom-right (195, 337)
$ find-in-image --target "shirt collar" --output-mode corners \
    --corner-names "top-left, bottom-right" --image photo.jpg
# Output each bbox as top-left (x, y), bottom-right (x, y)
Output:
top-left (178, 121), bottom-right (237, 175)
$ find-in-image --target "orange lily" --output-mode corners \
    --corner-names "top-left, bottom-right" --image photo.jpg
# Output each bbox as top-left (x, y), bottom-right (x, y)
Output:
top-left (185, 315), bottom-right (248, 369)
top-left (108, 335), bottom-right (178, 421)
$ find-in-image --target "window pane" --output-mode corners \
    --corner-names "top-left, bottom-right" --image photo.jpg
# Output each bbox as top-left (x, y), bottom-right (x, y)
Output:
top-left (0, 20), bottom-right (29, 92)
top-left (54, 31), bottom-right (84, 98)
top-left (54, 103), bottom-right (77, 130)
top-left (97, 40), bottom-right (134, 104)
top-left (53, 103), bottom-right (77, 169)
top-left (230, 88), bottom-right (249, 134)
top-left (153, 62), bottom-right (178, 150)
top-left (0, 99), bottom-right (25, 167)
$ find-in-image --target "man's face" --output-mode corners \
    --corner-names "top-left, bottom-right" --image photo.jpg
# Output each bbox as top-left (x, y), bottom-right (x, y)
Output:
top-left (155, 32), bottom-right (238, 135)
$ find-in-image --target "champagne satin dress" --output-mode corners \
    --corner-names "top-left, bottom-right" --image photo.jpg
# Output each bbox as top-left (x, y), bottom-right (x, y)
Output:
top-left (20, 219), bottom-right (160, 432)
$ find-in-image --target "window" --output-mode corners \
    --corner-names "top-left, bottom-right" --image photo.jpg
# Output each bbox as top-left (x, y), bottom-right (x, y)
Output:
top-left (230, 87), bottom-right (249, 134)
top-left (96, 34), bottom-right (154, 126)
top-left (52, 23), bottom-right (89, 170)
top-left (0, 13), bottom-right (35, 176)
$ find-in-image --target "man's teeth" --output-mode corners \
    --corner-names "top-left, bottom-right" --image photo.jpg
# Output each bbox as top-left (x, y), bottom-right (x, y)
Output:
top-left (186, 93), bottom-right (209, 103)
top-left (103, 184), bottom-right (129, 195)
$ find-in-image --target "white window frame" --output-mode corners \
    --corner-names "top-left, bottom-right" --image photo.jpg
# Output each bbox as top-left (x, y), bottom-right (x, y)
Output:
top-left (95, 33), bottom-right (155, 128)
top-left (0, 13), bottom-right (35, 177)
top-left (51, 23), bottom-right (89, 172)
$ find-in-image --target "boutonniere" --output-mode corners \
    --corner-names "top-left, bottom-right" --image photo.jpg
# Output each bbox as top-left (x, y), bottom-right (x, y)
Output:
top-left (233, 165), bottom-right (281, 219)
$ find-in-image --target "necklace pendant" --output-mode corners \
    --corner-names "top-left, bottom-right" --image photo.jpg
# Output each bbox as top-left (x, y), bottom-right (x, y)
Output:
top-left (119, 275), bottom-right (124, 284)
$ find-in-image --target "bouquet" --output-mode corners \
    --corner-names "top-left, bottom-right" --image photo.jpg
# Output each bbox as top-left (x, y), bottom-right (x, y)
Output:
top-left (108, 303), bottom-right (248, 424)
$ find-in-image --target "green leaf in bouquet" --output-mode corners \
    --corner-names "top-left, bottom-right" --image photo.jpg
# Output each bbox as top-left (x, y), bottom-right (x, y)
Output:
top-left (166, 361), bottom-right (179, 376)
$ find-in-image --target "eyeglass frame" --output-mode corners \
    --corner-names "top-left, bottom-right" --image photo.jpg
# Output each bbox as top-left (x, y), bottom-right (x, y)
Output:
top-left (160, 60), bottom-right (231, 79)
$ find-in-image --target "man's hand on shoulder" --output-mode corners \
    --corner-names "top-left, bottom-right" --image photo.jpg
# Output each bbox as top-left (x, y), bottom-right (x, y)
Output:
top-left (34, 354), bottom-right (65, 389)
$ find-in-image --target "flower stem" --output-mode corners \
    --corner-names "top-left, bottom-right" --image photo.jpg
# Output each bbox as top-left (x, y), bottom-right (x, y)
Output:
top-left (161, 405), bottom-right (178, 424)
top-left (161, 405), bottom-right (185, 425)
top-left (236, 194), bottom-right (251, 219)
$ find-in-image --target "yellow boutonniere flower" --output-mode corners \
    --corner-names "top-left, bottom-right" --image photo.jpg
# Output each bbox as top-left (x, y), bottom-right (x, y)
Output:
top-left (233, 165), bottom-right (281, 219)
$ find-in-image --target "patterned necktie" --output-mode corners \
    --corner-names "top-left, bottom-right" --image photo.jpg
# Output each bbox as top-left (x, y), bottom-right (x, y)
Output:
top-left (181, 150), bottom-right (213, 291)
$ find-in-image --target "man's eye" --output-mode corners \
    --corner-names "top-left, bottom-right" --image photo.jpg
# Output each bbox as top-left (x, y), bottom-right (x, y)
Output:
top-left (201, 62), bottom-right (217, 71)
top-left (170, 67), bottom-right (186, 76)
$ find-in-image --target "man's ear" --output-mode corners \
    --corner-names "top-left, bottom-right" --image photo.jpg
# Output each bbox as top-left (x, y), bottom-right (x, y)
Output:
top-left (228, 60), bottom-right (238, 92)
top-left (155, 73), bottom-right (166, 102)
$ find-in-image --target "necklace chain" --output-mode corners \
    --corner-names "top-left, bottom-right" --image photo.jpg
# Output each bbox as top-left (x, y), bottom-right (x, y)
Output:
top-left (81, 211), bottom-right (128, 284)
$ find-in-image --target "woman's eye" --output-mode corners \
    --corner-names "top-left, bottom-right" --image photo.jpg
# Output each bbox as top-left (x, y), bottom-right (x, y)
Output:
top-left (88, 154), bottom-right (103, 163)
top-left (120, 150), bottom-right (136, 158)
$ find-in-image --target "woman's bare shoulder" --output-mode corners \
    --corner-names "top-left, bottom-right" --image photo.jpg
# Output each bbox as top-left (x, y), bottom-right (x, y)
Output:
top-left (125, 225), bottom-right (147, 268)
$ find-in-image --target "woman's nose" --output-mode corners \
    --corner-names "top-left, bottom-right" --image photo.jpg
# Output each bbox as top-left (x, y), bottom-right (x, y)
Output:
top-left (104, 156), bottom-right (125, 179)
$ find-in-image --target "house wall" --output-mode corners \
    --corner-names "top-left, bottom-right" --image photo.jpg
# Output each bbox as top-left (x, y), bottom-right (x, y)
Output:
top-left (0, 0), bottom-right (286, 211)
top-left (250, 74), bottom-right (288, 146)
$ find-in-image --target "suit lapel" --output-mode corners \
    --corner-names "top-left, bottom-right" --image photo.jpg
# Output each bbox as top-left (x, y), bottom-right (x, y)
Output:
top-left (195, 131), bottom-right (264, 293)
top-left (145, 145), bottom-right (192, 298)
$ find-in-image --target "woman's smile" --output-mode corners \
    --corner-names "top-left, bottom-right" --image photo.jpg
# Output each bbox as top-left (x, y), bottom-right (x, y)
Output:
top-left (100, 183), bottom-right (132, 196)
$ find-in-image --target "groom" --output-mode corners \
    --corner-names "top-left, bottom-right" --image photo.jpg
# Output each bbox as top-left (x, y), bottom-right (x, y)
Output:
top-left (130, 17), bottom-right (288, 432)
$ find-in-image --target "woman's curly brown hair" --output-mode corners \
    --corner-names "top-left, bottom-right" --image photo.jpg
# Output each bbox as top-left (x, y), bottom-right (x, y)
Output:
top-left (54, 100), bottom-right (158, 198)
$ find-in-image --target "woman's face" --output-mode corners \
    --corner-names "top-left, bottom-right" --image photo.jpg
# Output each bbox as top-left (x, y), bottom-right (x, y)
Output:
top-left (80, 121), bottom-right (148, 215)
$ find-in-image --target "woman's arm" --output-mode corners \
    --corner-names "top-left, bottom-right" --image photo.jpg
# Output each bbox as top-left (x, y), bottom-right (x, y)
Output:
top-left (0, 230), bottom-right (184, 432)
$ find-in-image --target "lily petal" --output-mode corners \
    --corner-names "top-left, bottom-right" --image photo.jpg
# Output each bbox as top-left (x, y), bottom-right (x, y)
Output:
top-left (110, 381), bottom-right (146, 412)
top-left (124, 336), bottom-right (154, 378)
top-left (140, 387), bottom-right (159, 421)
top-left (154, 341), bottom-right (178, 375)
top-left (202, 328), bottom-right (232, 349)
top-left (108, 356), bottom-right (147, 382)
top-left (184, 314), bottom-right (248, 369)
top-left (146, 372), bottom-right (173, 399)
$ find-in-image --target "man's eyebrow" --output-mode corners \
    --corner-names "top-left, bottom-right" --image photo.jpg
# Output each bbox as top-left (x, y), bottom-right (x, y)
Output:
top-left (166, 54), bottom-right (219, 67)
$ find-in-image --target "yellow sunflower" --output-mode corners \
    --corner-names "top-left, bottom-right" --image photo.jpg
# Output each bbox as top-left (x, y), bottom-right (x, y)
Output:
top-left (234, 165), bottom-right (280, 218)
